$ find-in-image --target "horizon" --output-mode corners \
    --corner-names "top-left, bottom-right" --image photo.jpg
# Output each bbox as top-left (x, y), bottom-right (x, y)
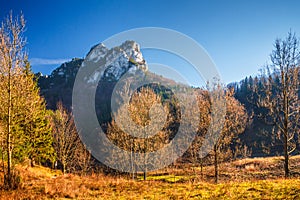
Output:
top-left (1, 0), bottom-right (300, 85)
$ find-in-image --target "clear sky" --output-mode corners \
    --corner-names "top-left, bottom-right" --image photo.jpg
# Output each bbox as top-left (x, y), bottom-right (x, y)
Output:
top-left (1, 0), bottom-right (300, 85)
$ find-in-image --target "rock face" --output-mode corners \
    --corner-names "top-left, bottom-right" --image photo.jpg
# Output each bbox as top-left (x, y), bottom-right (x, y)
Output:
top-left (38, 40), bottom-right (148, 110)
top-left (84, 40), bottom-right (147, 83)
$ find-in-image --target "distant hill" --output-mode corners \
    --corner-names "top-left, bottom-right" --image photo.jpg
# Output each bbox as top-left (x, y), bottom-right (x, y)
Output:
top-left (38, 57), bottom-right (83, 110)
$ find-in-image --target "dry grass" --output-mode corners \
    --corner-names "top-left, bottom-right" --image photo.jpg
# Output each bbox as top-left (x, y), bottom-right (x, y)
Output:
top-left (0, 155), bottom-right (299, 199)
top-left (177, 155), bottom-right (300, 183)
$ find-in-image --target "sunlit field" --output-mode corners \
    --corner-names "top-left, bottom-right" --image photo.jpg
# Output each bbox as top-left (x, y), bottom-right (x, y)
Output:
top-left (1, 155), bottom-right (300, 199)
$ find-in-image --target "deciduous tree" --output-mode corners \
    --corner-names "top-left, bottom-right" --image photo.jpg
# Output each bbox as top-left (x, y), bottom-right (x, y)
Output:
top-left (0, 12), bottom-right (27, 189)
top-left (51, 102), bottom-right (91, 174)
top-left (254, 31), bottom-right (300, 177)
top-left (203, 86), bottom-right (247, 183)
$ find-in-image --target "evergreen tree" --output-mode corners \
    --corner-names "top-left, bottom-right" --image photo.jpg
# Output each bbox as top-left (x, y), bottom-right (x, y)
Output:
top-left (20, 61), bottom-right (55, 166)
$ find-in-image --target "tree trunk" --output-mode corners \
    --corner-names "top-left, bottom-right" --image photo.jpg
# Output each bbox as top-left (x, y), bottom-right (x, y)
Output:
top-left (143, 128), bottom-right (147, 181)
top-left (200, 158), bottom-right (203, 179)
top-left (62, 162), bottom-right (66, 174)
top-left (131, 139), bottom-right (135, 180)
top-left (283, 82), bottom-right (289, 178)
top-left (283, 133), bottom-right (289, 178)
top-left (214, 145), bottom-right (218, 184)
top-left (6, 65), bottom-right (12, 188)
top-left (30, 158), bottom-right (35, 167)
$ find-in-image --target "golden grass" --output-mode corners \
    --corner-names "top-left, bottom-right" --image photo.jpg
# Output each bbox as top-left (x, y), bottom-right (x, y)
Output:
top-left (0, 155), bottom-right (299, 199)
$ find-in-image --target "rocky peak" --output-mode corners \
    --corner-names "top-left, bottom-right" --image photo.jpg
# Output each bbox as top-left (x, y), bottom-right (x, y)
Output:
top-left (37, 41), bottom-right (148, 109)
top-left (84, 40), bottom-right (147, 83)
top-left (86, 43), bottom-right (109, 62)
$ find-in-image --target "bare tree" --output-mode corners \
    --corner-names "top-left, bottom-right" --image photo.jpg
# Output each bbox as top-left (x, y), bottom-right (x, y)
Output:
top-left (74, 140), bottom-right (92, 174)
top-left (254, 31), bottom-right (300, 177)
top-left (0, 12), bottom-right (26, 189)
top-left (107, 86), bottom-right (169, 180)
top-left (50, 102), bottom-right (91, 174)
top-left (185, 89), bottom-right (210, 179)
top-left (203, 86), bottom-right (247, 183)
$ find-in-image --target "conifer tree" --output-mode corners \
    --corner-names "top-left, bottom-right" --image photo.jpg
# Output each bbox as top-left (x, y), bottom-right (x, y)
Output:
top-left (20, 61), bottom-right (54, 166)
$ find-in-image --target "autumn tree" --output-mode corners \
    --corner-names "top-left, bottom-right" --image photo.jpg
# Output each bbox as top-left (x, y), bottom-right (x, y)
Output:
top-left (201, 86), bottom-right (247, 184)
top-left (108, 86), bottom-right (169, 180)
top-left (254, 31), bottom-right (300, 178)
top-left (0, 12), bottom-right (26, 189)
top-left (106, 120), bottom-right (138, 178)
top-left (51, 102), bottom-right (91, 174)
top-left (183, 89), bottom-right (210, 178)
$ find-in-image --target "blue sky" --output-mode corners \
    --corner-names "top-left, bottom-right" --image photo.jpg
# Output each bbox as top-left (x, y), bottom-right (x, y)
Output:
top-left (1, 0), bottom-right (300, 85)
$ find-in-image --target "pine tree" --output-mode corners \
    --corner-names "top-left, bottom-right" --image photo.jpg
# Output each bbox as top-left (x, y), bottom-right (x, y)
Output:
top-left (20, 61), bottom-right (54, 166)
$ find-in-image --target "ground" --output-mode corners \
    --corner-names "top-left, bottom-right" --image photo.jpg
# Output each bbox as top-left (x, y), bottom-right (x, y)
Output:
top-left (0, 155), bottom-right (300, 199)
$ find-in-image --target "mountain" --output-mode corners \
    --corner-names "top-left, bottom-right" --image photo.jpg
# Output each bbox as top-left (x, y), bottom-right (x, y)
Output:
top-left (37, 40), bottom-right (148, 110)
top-left (84, 40), bottom-right (147, 83)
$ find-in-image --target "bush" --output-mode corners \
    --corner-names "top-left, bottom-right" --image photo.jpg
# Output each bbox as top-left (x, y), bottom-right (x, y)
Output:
top-left (3, 170), bottom-right (22, 190)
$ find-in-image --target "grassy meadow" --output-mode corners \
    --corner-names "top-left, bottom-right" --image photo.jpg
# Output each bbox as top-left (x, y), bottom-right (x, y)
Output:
top-left (0, 155), bottom-right (300, 199)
